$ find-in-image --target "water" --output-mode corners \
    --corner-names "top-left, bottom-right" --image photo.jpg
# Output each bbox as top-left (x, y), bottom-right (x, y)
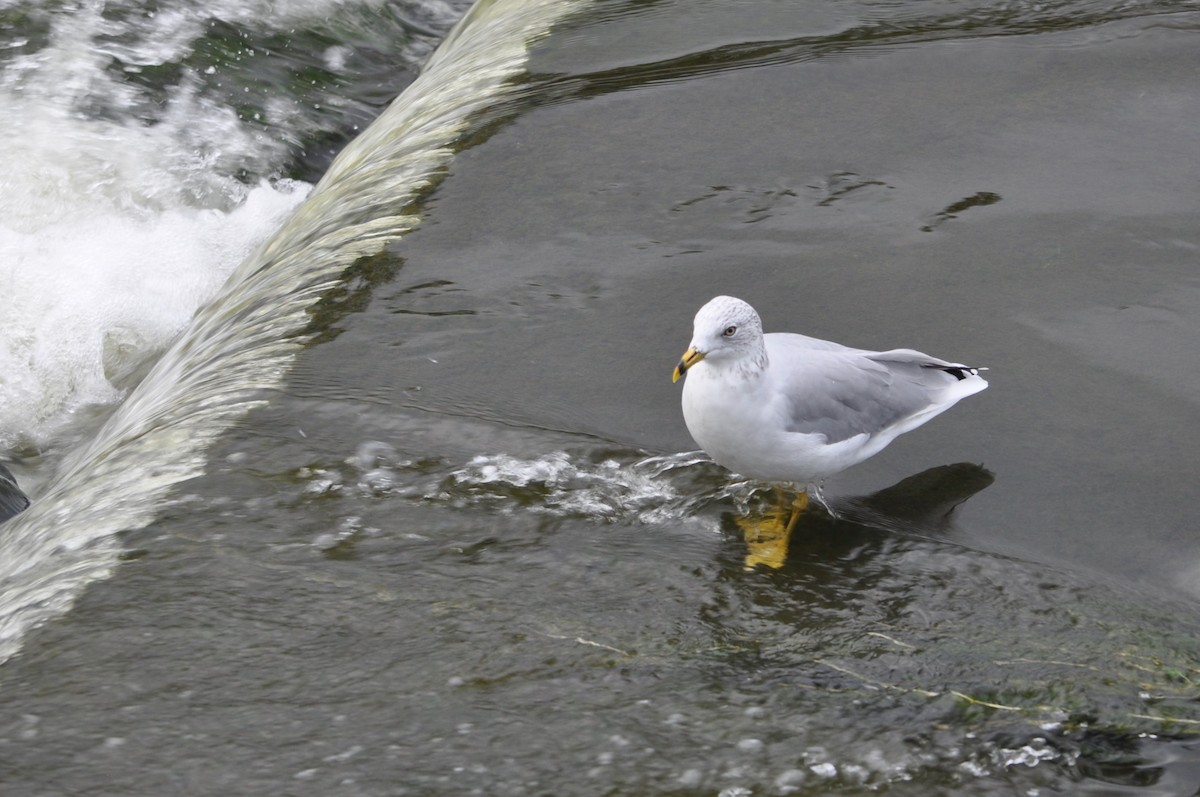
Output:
top-left (3, 0), bottom-right (1200, 793)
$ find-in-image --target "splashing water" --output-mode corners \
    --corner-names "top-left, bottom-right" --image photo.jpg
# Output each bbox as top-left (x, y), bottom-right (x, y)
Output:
top-left (0, 0), bottom-right (591, 664)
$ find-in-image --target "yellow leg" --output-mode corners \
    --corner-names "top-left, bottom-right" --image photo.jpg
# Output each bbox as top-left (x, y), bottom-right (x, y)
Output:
top-left (785, 490), bottom-right (809, 534)
top-left (738, 489), bottom-right (810, 569)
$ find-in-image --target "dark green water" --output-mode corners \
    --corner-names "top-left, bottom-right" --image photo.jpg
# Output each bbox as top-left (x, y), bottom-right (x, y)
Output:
top-left (3, 0), bottom-right (1200, 794)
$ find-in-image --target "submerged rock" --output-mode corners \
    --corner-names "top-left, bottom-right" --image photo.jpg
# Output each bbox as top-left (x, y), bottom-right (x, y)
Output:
top-left (0, 463), bottom-right (29, 524)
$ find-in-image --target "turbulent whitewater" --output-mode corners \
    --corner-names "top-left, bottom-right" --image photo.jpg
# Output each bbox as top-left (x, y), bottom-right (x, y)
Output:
top-left (0, 0), bottom-right (586, 663)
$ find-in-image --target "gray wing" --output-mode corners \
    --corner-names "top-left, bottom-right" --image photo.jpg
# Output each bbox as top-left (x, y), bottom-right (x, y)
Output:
top-left (765, 335), bottom-right (979, 444)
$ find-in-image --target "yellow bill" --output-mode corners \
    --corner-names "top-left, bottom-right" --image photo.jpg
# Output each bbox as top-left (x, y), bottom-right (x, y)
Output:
top-left (672, 347), bottom-right (705, 383)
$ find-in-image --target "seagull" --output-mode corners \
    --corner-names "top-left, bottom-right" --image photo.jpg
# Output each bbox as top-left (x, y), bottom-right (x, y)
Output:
top-left (672, 295), bottom-right (987, 517)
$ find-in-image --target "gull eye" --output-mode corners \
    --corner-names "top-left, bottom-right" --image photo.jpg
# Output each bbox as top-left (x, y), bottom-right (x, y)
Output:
top-left (722, 325), bottom-right (738, 337)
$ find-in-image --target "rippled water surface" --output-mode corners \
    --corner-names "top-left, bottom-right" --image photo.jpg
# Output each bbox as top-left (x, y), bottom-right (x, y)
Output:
top-left (3, 0), bottom-right (1200, 794)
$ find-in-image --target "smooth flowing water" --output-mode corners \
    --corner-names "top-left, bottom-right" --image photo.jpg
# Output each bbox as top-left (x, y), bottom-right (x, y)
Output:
top-left (2, 0), bottom-right (1200, 794)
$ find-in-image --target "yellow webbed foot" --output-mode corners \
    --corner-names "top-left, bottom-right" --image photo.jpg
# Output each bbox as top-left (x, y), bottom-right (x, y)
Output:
top-left (738, 489), bottom-right (809, 569)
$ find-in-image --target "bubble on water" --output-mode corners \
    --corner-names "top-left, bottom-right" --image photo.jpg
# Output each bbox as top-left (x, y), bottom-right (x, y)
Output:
top-left (353, 440), bottom-right (403, 471)
top-left (841, 763), bottom-right (869, 785)
top-left (998, 738), bottom-right (1061, 769)
top-left (810, 762), bottom-right (838, 779)
top-left (303, 469), bottom-right (344, 496)
top-left (312, 515), bottom-right (367, 551)
top-left (311, 533), bottom-right (339, 550)
top-left (774, 768), bottom-right (807, 793)
top-left (359, 468), bottom-right (398, 495)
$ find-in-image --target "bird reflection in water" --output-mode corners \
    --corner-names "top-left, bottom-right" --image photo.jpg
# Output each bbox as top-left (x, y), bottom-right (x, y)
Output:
top-left (732, 463), bottom-right (994, 569)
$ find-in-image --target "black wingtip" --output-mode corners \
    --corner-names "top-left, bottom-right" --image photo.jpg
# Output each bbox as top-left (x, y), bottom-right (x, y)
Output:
top-left (944, 366), bottom-right (974, 381)
top-left (925, 364), bottom-right (982, 381)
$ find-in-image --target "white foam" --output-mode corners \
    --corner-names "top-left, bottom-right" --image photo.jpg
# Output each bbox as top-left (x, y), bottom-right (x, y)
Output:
top-left (0, 170), bottom-right (308, 451)
top-left (0, 0), bottom-right (475, 454)
top-left (0, 8), bottom-right (312, 451)
top-left (442, 451), bottom-right (722, 526)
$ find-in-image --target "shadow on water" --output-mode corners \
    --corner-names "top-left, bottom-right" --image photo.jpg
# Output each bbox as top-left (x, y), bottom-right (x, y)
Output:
top-left (727, 463), bottom-right (996, 571)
